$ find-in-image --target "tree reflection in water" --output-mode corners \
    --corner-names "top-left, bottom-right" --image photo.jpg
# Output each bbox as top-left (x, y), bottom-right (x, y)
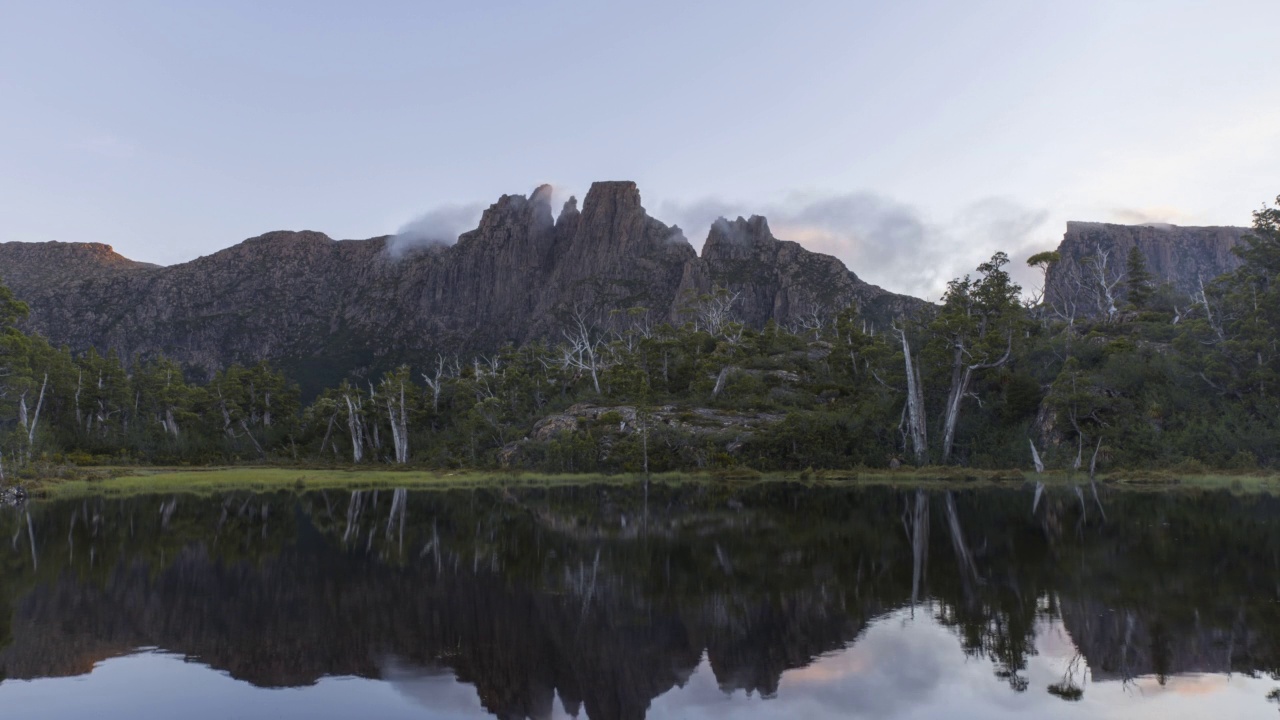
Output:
top-left (1, 484), bottom-right (1279, 719)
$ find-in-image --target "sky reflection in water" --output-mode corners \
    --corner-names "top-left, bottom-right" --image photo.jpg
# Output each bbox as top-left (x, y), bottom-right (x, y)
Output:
top-left (0, 484), bottom-right (1277, 719)
top-left (2, 613), bottom-right (1272, 720)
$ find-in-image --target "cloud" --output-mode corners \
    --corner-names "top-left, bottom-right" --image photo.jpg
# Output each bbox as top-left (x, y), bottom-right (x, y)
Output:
top-left (386, 203), bottom-right (485, 258)
top-left (661, 193), bottom-right (1051, 301)
top-left (646, 608), bottom-right (1082, 720)
top-left (1105, 206), bottom-right (1196, 227)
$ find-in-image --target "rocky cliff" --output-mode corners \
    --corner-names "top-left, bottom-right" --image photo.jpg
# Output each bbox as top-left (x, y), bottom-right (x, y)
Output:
top-left (1044, 221), bottom-right (1249, 316)
top-left (0, 181), bottom-right (917, 393)
top-left (677, 215), bottom-right (915, 324)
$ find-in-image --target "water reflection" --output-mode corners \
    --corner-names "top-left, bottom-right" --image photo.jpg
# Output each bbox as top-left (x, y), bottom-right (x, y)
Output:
top-left (0, 484), bottom-right (1278, 719)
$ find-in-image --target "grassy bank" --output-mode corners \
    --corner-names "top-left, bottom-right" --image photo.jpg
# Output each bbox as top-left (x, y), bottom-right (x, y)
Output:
top-left (12, 464), bottom-right (1279, 499)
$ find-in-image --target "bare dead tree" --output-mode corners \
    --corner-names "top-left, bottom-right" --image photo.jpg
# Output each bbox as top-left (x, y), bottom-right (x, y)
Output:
top-left (690, 288), bottom-right (742, 339)
top-left (790, 310), bottom-right (830, 340)
top-left (420, 354), bottom-right (459, 413)
top-left (1195, 275), bottom-right (1227, 343)
top-left (15, 374), bottom-right (48, 461)
top-left (608, 306), bottom-right (655, 352)
top-left (561, 310), bottom-right (604, 394)
top-left (383, 377), bottom-right (410, 464)
top-left (940, 334), bottom-right (1012, 464)
top-left (895, 324), bottom-right (929, 465)
top-left (1084, 249), bottom-right (1125, 322)
top-left (343, 392), bottom-right (366, 464)
top-left (711, 365), bottom-right (738, 397)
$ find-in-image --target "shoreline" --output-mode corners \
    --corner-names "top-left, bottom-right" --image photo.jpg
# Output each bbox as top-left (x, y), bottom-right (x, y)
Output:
top-left (9, 465), bottom-right (1278, 499)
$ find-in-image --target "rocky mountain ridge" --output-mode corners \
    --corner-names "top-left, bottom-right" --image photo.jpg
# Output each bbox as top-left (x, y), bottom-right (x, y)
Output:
top-left (1044, 221), bottom-right (1249, 316)
top-left (0, 181), bottom-right (914, 393)
top-left (2, 185), bottom-right (1255, 392)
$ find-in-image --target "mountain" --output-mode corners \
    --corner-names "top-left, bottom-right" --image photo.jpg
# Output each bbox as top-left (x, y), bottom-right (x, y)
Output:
top-left (1043, 221), bottom-right (1249, 316)
top-left (678, 214), bottom-right (919, 324)
top-left (0, 181), bottom-right (916, 393)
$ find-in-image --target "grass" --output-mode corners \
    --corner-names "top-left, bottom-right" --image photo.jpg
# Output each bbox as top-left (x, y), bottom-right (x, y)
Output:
top-left (28, 467), bottom-right (707, 499)
top-left (17, 463), bottom-right (1279, 499)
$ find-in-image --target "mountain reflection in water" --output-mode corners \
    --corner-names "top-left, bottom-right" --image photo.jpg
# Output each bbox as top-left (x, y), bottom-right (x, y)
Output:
top-left (0, 484), bottom-right (1278, 719)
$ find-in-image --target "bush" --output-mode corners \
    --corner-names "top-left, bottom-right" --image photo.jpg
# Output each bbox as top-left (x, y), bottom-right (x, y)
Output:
top-left (1227, 450), bottom-right (1258, 471)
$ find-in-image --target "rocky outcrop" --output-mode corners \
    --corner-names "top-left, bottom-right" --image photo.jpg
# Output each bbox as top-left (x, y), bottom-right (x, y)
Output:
top-left (0, 241), bottom-right (157, 288)
top-left (677, 216), bottom-right (916, 326)
top-left (0, 182), bottom-right (920, 394)
top-left (530, 403), bottom-right (786, 444)
top-left (530, 181), bottom-right (698, 332)
top-left (0, 485), bottom-right (27, 507)
top-left (1044, 221), bottom-right (1249, 315)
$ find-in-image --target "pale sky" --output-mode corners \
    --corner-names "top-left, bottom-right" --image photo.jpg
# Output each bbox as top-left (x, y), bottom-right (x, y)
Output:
top-left (1, 0), bottom-right (1277, 298)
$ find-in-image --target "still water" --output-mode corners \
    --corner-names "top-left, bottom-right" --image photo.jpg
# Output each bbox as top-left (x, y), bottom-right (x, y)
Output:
top-left (0, 483), bottom-right (1277, 719)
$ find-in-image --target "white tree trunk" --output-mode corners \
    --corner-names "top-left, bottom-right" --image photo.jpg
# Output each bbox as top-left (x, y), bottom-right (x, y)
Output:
top-left (939, 354), bottom-right (972, 464)
top-left (74, 370), bottom-right (83, 425)
top-left (910, 490), bottom-right (929, 605)
top-left (385, 381), bottom-right (409, 464)
top-left (27, 374), bottom-right (47, 448)
top-left (943, 492), bottom-right (980, 590)
top-left (940, 335), bottom-right (1012, 464)
top-left (344, 394), bottom-right (365, 464)
top-left (164, 408), bottom-right (181, 438)
top-left (899, 331), bottom-right (928, 465)
top-left (712, 366), bottom-right (735, 396)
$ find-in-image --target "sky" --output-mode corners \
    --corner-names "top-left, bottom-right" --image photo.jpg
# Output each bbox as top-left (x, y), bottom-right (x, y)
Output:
top-left (4, 612), bottom-right (1274, 719)
top-left (1, 0), bottom-right (1277, 299)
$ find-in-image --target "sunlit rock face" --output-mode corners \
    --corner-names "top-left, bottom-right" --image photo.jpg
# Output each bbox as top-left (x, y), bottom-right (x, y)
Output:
top-left (1043, 221), bottom-right (1249, 317)
top-left (0, 182), bottom-right (919, 396)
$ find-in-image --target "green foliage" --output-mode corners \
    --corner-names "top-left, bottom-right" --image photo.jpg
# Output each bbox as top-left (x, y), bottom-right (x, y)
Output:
top-left (1125, 246), bottom-right (1153, 309)
top-left (2, 197), bottom-right (1279, 476)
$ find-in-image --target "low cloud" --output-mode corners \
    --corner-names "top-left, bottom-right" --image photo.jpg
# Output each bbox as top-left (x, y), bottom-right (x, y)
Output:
top-left (1106, 205), bottom-right (1196, 227)
top-left (387, 204), bottom-right (485, 258)
top-left (662, 193), bottom-right (1052, 300)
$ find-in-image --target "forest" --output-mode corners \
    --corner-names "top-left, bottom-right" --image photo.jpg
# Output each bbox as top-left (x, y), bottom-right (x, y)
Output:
top-left (1, 199), bottom-right (1277, 479)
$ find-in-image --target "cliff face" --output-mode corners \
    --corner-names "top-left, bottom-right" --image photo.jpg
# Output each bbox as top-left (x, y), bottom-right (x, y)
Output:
top-left (0, 241), bottom-right (158, 287)
top-left (0, 181), bottom-right (919, 393)
top-left (1044, 221), bottom-right (1249, 315)
top-left (529, 181), bottom-right (698, 332)
top-left (677, 216), bottom-right (915, 325)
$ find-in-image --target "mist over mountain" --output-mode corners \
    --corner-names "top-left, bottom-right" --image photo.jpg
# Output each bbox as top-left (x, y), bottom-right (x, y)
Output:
top-left (0, 180), bottom-right (1251, 396)
top-left (0, 181), bottom-right (917, 394)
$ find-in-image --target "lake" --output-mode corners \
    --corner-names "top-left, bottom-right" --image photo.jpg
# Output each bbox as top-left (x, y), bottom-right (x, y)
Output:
top-left (1, 483), bottom-right (1278, 719)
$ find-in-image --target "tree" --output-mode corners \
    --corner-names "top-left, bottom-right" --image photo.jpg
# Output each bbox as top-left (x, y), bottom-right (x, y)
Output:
top-left (1181, 196), bottom-right (1280, 406)
top-left (378, 365), bottom-right (416, 464)
top-left (561, 310), bottom-right (605, 395)
top-left (1084, 249), bottom-right (1125, 321)
top-left (931, 252), bottom-right (1023, 464)
top-left (0, 282), bottom-right (28, 331)
top-left (1125, 246), bottom-right (1153, 309)
top-left (897, 323), bottom-right (929, 465)
top-left (1026, 251), bottom-right (1060, 309)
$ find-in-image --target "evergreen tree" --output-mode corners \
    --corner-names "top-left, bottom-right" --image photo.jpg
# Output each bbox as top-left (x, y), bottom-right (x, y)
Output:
top-left (1125, 245), bottom-right (1153, 309)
